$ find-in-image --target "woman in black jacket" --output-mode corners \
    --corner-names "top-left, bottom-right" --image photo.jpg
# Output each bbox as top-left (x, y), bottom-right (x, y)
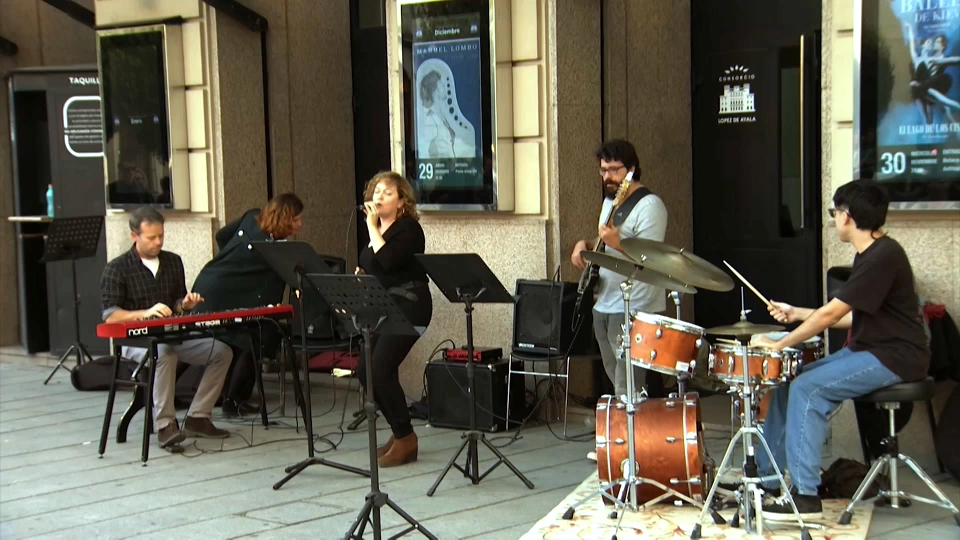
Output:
top-left (192, 193), bottom-right (304, 416)
top-left (356, 171), bottom-right (432, 467)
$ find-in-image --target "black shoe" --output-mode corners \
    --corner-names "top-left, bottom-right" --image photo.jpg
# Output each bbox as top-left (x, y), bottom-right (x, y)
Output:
top-left (762, 488), bottom-right (822, 521)
top-left (222, 398), bottom-right (259, 418)
top-left (717, 481), bottom-right (781, 498)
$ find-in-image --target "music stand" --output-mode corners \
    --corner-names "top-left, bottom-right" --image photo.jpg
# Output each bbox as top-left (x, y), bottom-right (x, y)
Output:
top-left (41, 216), bottom-right (103, 385)
top-left (416, 254), bottom-right (535, 496)
top-left (304, 273), bottom-right (436, 540)
top-left (249, 241), bottom-right (370, 489)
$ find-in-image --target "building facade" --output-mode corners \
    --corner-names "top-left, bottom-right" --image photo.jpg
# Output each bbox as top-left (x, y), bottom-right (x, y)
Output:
top-left (1, 0), bottom-right (956, 470)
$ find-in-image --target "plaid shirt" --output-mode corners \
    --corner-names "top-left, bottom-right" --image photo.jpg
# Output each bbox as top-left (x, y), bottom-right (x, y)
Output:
top-left (101, 245), bottom-right (187, 321)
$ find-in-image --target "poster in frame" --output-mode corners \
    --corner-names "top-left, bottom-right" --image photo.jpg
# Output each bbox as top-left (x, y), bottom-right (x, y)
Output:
top-left (398, 0), bottom-right (499, 211)
top-left (853, 0), bottom-right (960, 211)
top-left (97, 24), bottom-right (188, 210)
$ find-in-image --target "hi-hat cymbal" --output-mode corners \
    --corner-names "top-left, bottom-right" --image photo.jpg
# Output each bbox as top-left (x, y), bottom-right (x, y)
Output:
top-left (620, 238), bottom-right (735, 292)
top-left (581, 251), bottom-right (697, 294)
top-left (706, 320), bottom-right (784, 338)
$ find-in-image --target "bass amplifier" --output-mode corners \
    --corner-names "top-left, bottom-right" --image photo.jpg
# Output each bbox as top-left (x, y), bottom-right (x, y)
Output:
top-left (426, 358), bottom-right (525, 432)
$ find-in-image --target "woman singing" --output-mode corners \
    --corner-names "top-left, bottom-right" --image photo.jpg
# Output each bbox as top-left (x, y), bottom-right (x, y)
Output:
top-left (192, 193), bottom-right (304, 416)
top-left (356, 171), bottom-right (432, 467)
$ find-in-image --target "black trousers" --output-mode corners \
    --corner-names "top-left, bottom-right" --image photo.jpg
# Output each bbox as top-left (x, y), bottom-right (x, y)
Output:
top-left (356, 333), bottom-right (422, 438)
top-left (222, 347), bottom-right (257, 402)
top-left (356, 284), bottom-right (432, 438)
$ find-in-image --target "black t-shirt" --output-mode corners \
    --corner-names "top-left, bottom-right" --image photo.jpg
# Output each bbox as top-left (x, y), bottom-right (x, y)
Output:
top-left (836, 236), bottom-right (930, 381)
top-left (359, 216), bottom-right (431, 326)
top-left (358, 216), bottom-right (428, 289)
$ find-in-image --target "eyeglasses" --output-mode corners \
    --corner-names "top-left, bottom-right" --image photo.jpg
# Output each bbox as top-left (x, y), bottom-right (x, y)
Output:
top-left (827, 208), bottom-right (847, 218)
top-left (599, 165), bottom-right (625, 176)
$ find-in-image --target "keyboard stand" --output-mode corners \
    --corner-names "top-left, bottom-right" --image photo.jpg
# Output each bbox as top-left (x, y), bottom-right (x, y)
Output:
top-left (99, 335), bottom-right (181, 465)
top-left (99, 327), bottom-right (280, 464)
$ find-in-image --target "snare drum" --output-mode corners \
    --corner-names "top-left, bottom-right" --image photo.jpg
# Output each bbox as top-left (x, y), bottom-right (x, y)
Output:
top-left (629, 312), bottom-right (705, 377)
top-left (708, 343), bottom-right (800, 385)
top-left (762, 332), bottom-right (825, 368)
top-left (595, 393), bottom-right (710, 505)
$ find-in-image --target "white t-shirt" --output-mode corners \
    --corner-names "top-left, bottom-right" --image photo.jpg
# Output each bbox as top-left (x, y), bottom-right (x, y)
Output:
top-left (141, 257), bottom-right (160, 277)
top-left (593, 193), bottom-right (668, 314)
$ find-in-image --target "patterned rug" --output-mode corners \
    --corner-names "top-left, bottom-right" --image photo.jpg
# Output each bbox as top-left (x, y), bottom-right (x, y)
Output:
top-left (521, 472), bottom-right (874, 539)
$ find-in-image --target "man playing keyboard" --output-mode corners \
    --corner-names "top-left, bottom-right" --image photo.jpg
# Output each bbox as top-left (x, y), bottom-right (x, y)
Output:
top-left (100, 207), bottom-right (232, 449)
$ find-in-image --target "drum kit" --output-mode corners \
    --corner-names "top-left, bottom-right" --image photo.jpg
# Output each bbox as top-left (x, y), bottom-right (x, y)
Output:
top-left (563, 239), bottom-right (821, 540)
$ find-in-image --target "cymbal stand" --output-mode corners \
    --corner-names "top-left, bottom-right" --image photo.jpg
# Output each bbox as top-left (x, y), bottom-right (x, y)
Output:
top-left (563, 281), bottom-right (710, 540)
top-left (689, 296), bottom-right (816, 540)
top-left (670, 290), bottom-right (689, 396)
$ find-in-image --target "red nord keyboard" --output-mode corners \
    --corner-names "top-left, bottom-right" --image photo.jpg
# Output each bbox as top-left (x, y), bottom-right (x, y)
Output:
top-left (96, 305), bottom-right (294, 339)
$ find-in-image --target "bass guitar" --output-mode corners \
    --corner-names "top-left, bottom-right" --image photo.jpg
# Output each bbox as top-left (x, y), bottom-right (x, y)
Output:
top-left (573, 171), bottom-right (634, 320)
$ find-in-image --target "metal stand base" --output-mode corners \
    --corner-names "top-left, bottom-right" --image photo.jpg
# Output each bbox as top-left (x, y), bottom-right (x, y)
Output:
top-left (690, 424), bottom-right (819, 539)
top-left (838, 408), bottom-right (960, 527)
top-left (45, 342), bottom-right (94, 384)
top-left (345, 490), bottom-right (439, 540)
top-left (427, 430), bottom-right (534, 496)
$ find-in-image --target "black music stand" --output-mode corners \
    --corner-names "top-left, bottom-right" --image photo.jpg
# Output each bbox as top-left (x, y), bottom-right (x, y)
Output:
top-left (41, 216), bottom-right (103, 385)
top-left (416, 254), bottom-right (535, 496)
top-left (304, 273), bottom-right (436, 540)
top-left (249, 241), bottom-right (370, 489)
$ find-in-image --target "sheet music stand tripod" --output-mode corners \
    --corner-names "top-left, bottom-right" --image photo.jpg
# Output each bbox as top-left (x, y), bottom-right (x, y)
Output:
top-left (41, 216), bottom-right (103, 385)
top-left (305, 273), bottom-right (437, 540)
top-left (416, 254), bottom-right (535, 496)
top-left (249, 241), bottom-right (370, 489)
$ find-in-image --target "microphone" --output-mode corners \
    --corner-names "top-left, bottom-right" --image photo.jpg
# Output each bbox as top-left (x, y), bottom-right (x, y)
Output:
top-left (356, 204), bottom-right (365, 211)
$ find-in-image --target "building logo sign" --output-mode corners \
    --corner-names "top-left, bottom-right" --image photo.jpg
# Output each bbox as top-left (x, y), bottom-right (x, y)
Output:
top-left (718, 65), bottom-right (757, 125)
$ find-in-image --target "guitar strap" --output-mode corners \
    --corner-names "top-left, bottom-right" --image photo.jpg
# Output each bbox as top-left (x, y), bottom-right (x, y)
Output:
top-left (612, 187), bottom-right (652, 228)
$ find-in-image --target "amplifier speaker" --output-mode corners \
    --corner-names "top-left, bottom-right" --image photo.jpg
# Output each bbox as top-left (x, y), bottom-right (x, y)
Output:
top-left (426, 358), bottom-right (525, 432)
top-left (512, 280), bottom-right (584, 356)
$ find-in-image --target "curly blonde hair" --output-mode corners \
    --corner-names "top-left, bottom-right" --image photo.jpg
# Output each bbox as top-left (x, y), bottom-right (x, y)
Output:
top-left (363, 171), bottom-right (420, 221)
top-left (256, 193), bottom-right (304, 239)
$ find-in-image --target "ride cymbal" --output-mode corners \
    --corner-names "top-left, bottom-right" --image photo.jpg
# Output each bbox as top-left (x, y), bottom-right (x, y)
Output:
top-left (706, 320), bottom-right (784, 338)
top-left (620, 238), bottom-right (735, 292)
top-left (581, 251), bottom-right (697, 294)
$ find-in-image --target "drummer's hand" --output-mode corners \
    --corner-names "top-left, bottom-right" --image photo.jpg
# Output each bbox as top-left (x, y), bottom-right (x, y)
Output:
top-left (768, 300), bottom-right (797, 323)
top-left (751, 335), bottom-right (781, 349)
top-left (599, 225), bottom-right (620, 249)
top-left (571, 240), bottom-right (587, 269)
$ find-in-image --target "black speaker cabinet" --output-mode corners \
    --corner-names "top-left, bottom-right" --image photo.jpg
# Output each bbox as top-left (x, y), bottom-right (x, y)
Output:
top-left (426, 358), bottom-right (525, 432)
top-left (513, 279), bottom-right (583, 355)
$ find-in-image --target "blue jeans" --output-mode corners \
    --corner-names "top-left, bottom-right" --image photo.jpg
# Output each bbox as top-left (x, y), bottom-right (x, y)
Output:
top-left (755, 347), bottom-right (902, 496)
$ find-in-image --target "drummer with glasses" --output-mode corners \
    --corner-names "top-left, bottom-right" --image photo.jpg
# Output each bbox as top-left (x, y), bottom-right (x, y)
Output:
top-left (749, 180), bottom-right (929, 521)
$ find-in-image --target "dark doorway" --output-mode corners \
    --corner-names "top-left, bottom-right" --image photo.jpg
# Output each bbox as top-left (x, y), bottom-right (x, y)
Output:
top-left (691, 0), bottom-right (823, 329)
top-left (350, 0), bottom-right (393, 256)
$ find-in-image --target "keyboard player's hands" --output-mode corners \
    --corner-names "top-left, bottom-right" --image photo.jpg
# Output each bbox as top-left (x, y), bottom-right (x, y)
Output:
top-left (143, 303), bottom-right (172, 319)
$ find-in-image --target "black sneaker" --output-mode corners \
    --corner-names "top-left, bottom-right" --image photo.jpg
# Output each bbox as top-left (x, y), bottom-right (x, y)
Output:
top-left (762, 489), bottom-right (822, 521)
top-left (222, 398), bottom-right (260, 418)
top-left (717, 481), bottom-right (781, 498)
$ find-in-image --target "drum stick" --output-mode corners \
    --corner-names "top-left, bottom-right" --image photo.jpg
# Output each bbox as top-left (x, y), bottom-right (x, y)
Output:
top-left (722, 260), bottom-right (773, 308)
top-left (716, 338), bottom-right (739, 345)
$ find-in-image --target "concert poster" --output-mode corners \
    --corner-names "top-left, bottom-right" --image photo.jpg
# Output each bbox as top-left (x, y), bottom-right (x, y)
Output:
top-left (411, 13), bottom-right (485, 190)
top-left (863, 0), bottom-right (960, 204)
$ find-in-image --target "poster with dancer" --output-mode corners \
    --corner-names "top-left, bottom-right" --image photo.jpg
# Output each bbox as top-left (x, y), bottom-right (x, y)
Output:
top-left (874, 0), bottom-right (960, 183)
top-left (411, 13), bottom-right (484, 189)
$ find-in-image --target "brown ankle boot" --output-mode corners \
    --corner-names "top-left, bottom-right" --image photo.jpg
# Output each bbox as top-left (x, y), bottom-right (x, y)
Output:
top-left (378, 432), bottom-right (417, 467)
top-left (377, 435), bottom-right (395, 458)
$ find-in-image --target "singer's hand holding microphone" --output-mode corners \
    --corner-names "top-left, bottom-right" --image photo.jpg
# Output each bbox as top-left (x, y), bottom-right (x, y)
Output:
top-left (360, 201), bottom-right (379, 227)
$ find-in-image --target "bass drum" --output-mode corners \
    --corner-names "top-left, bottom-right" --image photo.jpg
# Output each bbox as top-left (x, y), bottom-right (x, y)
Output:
top-left (595, 393), bottom-right (711, 505)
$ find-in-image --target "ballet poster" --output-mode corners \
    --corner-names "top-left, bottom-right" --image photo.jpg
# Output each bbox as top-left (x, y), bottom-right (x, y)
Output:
top-left (873, 0), bottom-right (960, 182)
top-left (411, 13), bottom-right (484, 190)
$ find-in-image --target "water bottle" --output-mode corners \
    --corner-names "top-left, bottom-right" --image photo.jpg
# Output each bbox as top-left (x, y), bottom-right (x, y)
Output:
top-left (46, 184), bottom-right (54, 217)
